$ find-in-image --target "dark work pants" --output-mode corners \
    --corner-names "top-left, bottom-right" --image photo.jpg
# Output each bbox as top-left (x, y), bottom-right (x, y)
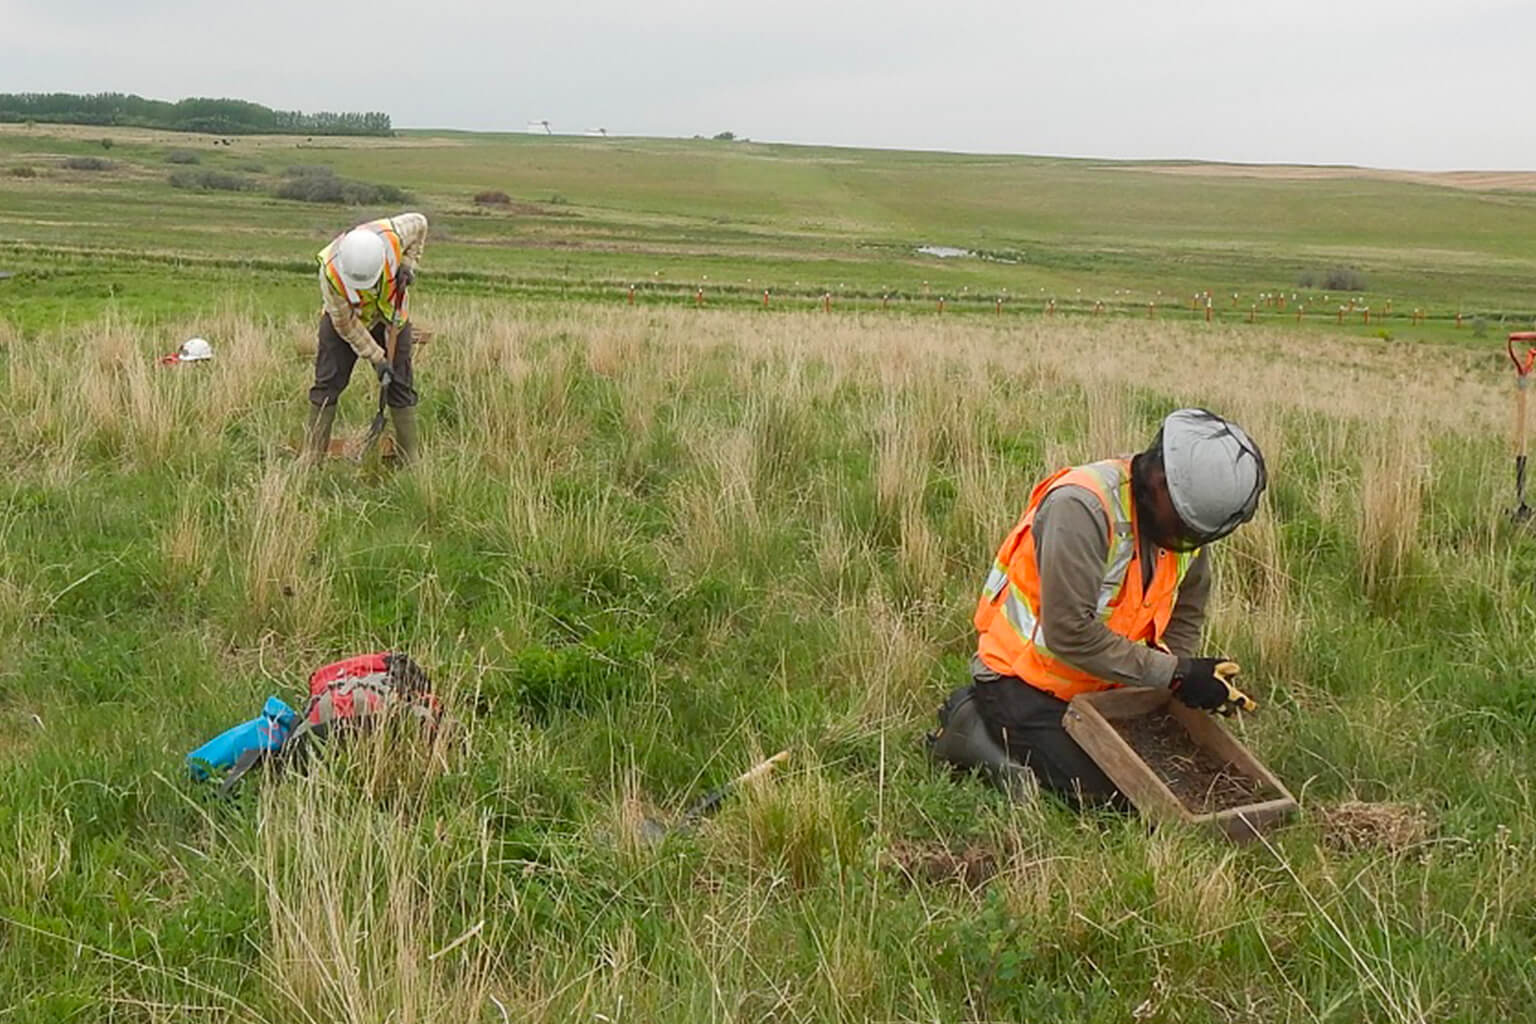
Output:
top-left (968, 658), bottom-right (1125, 806)
top-left (310, 315), bottom-right (417, 409)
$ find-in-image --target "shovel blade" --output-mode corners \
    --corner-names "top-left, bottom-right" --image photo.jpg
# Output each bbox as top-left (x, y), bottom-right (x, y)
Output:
top-left (354, 412), bottom-right (388, 463)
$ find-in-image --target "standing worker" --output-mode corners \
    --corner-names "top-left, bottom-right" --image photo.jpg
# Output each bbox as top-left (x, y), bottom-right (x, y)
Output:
top-left (304, 213), bottom-right (428, 461)
top-left (930, 408), bottom-right (1267, 804)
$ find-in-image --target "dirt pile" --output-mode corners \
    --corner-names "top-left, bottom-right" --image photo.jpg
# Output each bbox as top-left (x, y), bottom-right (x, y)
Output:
top-left (1320, 801), bottom-right (1433, 853)
top-left (886, 840), bottom-right (998, 888)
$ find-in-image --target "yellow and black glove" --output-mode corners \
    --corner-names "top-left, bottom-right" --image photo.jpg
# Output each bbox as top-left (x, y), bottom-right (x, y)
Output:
top-left (1172, 658), bottom-right (1257, 716)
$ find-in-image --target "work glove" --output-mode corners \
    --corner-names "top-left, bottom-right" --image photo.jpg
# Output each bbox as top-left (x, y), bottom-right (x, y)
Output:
top-left (374, 360), bottom-right (393, 386)
top-left (1172, 658), bottom-right (1256, 716)
top-left (395, 264), bottom-right (415, 292)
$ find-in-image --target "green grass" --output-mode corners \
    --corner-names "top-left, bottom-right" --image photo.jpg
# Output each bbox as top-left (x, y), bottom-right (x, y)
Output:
top-left (4, 123), bottom-right (1536, 331)
top-left (2, 300), bottom-right (1535, 1020)
top-left (3, 125), bottom-right (1536, 1021)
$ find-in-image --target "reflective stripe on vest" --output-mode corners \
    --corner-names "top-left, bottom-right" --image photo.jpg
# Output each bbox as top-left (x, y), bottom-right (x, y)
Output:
top-left (1087, 460), bottom-right (1136, 619)
top-left (973, 458), bottom-right (1197, 701)
top-left (982, 559), bottom-right (1047, 647)
top-left (317, 218), bottom-right (406, 325)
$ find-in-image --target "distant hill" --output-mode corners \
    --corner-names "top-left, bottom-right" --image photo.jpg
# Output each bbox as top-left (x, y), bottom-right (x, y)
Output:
top-left (0, 92), bottom-right (391, 137)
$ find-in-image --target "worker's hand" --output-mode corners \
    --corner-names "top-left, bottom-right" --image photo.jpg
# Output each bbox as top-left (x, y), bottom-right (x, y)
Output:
top-left (374, 360), bottom-right (393, 386)
top-left (1172, 657), bottom-right (1252, 713)
top-left (395, 264), bottom-right (415, 292)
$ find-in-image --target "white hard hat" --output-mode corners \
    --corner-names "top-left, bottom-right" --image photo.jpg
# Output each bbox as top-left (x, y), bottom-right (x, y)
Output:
top-left (1159, 408), bottom-right (1266, 543)
top-left (178, 337), bottom-right (214, 361)
top-left (336, 228), bottom-right (386, 290)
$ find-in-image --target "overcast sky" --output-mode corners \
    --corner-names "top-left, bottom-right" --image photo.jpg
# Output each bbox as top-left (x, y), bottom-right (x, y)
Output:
top-left (4, 0), bottom-right (1530, 170)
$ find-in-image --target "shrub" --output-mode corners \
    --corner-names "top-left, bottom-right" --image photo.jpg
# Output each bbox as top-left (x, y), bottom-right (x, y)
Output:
top-left (98, 137), bottom-right (114, 150)
top-left (473, 189), bottom-right (512, 206)
top-left (62, 156), bottom-right (112, 171)
top-left (1298, 267), bottom-right (1367, 292)
top-left (165, 149), bottom-right (201, 165)
top-left (283, 164), bottom-right (335, 178)
top-left (273, 169), bottom-right (408, 205)
top-left (233, 160), bottom-right (265, 173)
top-left (169, 169), bottom-right (257, 192)
top-left (360, 181), bottom-right (410, 204)
top-left (1324, 267), bottom-right (1367, 291)
top-left (8, 165), bottom-right (37, 178)
top-left (274, 176), bottom-right (338, 203)
top-left (1472, 316), bottom-right (1489, 339)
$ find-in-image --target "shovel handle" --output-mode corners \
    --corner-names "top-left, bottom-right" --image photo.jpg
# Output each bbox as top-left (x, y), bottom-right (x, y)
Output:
top-left (384, 280), bottom-right (406, 366)
top-left (1509, 333), bottom-right (1536, 377)
top-left (731, 749), bottom-right (791, 787)
top-left (682, 750), bottom-right (791, 821)
top-left (1519, 385), bottom-right (1530, 460)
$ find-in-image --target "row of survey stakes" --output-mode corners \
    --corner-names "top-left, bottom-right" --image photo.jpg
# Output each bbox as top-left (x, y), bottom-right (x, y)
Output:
top-left (622, 281), bottom-right (1501, 327)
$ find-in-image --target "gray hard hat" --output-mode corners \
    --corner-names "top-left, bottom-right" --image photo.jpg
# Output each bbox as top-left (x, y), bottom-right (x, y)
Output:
top-left (1159, 408), bottom-right (1266, 543)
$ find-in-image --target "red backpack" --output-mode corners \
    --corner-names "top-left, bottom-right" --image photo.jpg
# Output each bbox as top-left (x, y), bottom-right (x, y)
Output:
top-left (284, 651), bottom-right (441, 752)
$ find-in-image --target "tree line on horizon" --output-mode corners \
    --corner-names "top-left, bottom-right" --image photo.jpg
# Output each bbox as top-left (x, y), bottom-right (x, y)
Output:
top-left (0, 92), bottom-right (392, 137)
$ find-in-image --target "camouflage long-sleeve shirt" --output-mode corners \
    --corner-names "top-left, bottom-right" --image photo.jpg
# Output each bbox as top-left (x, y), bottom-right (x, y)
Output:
top-left (319, 212), bottom-right (428, 365)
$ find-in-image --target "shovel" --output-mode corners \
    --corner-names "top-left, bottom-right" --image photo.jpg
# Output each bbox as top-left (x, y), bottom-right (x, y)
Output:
top-left (1508, 333), bottom-right (1536, 521)
top-left (639, 750), bottom-right (791, 843)
top-left (355, 289), bottom-right (405, 464)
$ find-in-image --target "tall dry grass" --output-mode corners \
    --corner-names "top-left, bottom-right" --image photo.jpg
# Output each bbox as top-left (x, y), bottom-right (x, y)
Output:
top-left (234, 464), bottom-right (336, 638)
top-left (1357, 419), bottom-right (1429, 598)
top-left (258, 766), bottom-right (505, 1023)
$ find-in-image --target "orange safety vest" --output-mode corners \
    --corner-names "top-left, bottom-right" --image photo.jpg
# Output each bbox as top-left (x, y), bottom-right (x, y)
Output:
top-left (317, 218), bottom-right (408, 326)
top-left (973, 458), bottom-right (1198, 701)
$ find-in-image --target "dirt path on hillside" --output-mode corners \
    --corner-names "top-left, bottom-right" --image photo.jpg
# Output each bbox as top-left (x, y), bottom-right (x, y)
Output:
top-left (1123, 162), bottom-right (1536, 192)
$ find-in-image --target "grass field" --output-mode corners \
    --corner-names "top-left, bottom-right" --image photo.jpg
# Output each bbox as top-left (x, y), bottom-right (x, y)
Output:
top-left (4, 122), bottom-right (1536, 336)
top-left (3, 125), bottom-right (1536, 1022)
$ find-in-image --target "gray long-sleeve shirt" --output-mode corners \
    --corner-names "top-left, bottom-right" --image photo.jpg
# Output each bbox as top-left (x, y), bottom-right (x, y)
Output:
top-left (1032, 485), bottom-right (1211, 688)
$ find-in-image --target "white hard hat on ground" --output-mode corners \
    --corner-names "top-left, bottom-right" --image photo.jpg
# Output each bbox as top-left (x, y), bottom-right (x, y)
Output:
top-left (1160, 408), bottom-right (1266, 543)
top-left (161, 337), bottom-right (214, 365)
top-left (336, 228), bottom-right (386, 290)
top-left (178, 337), bottom-right (214, 361)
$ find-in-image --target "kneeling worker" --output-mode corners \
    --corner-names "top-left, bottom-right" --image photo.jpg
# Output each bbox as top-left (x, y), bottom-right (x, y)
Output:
top-left (931, 408), bottom-right (1267, 803)
top-left (305, 213), bottom-right (428, 460)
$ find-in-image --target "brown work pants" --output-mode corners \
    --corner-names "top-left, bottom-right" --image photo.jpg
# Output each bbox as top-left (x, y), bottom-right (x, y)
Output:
top-left (309, 314), bottom-right (417, 409)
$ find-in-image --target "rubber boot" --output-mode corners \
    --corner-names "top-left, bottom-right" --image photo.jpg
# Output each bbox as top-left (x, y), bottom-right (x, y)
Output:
top-left (389, 405), bottom-right (418, 463)
top-left (305, 403), bottom-right (337, 458)
top-left (928, 685), bottom-right (1037, 803)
